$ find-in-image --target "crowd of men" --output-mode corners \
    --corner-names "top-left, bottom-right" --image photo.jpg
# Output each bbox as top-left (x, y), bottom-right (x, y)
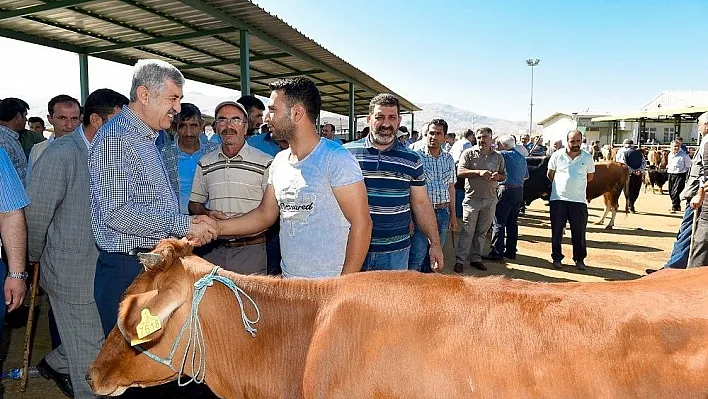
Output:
top-left (0, 58), bottom-right (707, 398)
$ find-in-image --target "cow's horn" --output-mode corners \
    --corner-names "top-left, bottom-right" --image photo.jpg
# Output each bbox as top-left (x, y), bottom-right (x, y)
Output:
top-left (137, 252), bottom-right (163, 270)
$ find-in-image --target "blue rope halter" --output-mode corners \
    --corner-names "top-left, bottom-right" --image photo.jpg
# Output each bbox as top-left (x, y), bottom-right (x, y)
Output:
top-left (132, 266), bottom-right (260, 386)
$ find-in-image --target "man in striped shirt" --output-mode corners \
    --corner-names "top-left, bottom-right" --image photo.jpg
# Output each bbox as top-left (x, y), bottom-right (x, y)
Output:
top-left (189, 101), bottom-right (273, 275)
top-left (345, 94), bottom-right (444, 271)
top-left (88, 59), bottom-right (217, 337)
top-left (409, 119), bottom-right (457, 272)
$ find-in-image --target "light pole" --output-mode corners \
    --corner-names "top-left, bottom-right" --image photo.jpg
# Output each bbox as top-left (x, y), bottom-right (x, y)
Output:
top-left (526, 58), bottom-right (540, 135)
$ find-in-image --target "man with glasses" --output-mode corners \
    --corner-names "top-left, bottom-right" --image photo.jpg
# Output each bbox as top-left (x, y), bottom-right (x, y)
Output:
top-left (189, 101), bottom-right (273, 275)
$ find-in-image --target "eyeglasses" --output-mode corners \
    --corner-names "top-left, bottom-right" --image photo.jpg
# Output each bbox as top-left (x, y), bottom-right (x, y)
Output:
top-left (216, 117), bottom-right (246, 126)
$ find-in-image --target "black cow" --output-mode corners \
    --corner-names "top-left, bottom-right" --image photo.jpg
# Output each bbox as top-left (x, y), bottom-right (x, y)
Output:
top-left (523, 156), bottom-right (552, 206)
top-left (645, 165), bottom-right (668, 194)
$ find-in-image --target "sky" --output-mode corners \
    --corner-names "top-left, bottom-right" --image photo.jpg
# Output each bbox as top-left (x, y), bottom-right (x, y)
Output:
top-left (1, 0), bottom-right (707, 122)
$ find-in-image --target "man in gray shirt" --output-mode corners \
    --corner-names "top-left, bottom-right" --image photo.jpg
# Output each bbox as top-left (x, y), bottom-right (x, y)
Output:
top-left (209, 78), bottom-right (372, 277)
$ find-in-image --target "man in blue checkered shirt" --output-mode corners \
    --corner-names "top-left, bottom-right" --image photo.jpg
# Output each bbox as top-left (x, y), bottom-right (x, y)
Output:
top-left (88, 59), bottom-right (218, 337)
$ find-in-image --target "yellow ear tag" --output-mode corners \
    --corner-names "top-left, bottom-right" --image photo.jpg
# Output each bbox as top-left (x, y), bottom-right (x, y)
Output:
top-left (136, 308), bottom-right (162, 340)
top-left (130, 337), bottom-right (152, 347)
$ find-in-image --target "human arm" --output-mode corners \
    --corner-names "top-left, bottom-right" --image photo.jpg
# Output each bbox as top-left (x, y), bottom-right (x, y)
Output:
top-left (586, 155), bottom-right (596, 182)
top-left (410, 185), bottom-right (444, 271)
top-left (216, 184), bottom-right (280, 237)
top-left (90, 136), bottom-right (191, 238)
top-left (448, 182), bottom-right (457, 231)
top-left (332, 181), bottom-right (372, 274)
top-left (25, 147), bottom-right (69, 262)
top-left (0, 209), bottom-right (27, 311)
top-left (490, 154), bottom-right (506, 182)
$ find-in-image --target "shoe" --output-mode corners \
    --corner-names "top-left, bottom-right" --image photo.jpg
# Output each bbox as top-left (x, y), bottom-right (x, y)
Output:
top-left (470, 261), bottom-right (487, 271)
top-left (630, 207), bottom-right (637, 214)
top-left (481, 253), bottom-right (503, 261)
top-left (552, 260), bottom-right (562, 269)
top-left (37, 358), bottom-right (74, 398)
top-left (575, 260), bottom-right (587, 271)
top-left (646, 268), bottom-right (658, 275)
top-left (454, 262), bottom-right (464, 273)
top-left (503, 253), bottom-right (516, 260)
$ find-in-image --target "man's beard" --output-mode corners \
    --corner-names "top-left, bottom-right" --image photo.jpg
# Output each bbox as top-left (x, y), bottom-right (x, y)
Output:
top-left (271, 118), bottom-right (296, 142)
top-left (371, 126), bottom-right (395, 146)
top-left (569, 145), bottom-right (581, 152)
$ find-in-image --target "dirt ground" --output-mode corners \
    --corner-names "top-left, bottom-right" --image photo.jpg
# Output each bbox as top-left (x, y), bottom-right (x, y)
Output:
top-left (1, 189), bottom-right (682, 398)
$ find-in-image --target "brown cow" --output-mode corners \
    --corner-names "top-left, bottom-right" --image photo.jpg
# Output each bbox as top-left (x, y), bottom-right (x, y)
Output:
top-left (647, 149), bottom-right (662, 167)
top-left (587, 161), bottom-right (629, 229)
top-left (87, 239), bottom-right (708, 398)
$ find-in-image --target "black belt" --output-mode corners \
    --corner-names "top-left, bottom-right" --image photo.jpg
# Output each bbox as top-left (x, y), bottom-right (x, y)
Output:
top-left (500, 184), bottom-right (522, 189)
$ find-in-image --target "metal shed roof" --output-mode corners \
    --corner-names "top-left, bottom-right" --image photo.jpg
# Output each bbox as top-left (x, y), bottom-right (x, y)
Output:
top-left (591, 105), bottom-right (708, 122)
top-left (0, 0), bottom-right (420, 116)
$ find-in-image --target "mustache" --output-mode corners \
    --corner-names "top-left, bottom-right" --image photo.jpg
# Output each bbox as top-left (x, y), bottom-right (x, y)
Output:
top-left (220, 128), bottom-right (239, 135)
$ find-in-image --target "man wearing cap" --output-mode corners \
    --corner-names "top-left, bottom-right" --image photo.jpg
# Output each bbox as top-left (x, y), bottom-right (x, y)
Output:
top-left (188, 101), bottom-right (273, 275)
top-left (615, 138), bottom-right (645, 213)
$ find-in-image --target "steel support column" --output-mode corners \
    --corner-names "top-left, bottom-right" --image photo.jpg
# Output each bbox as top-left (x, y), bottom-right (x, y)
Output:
top-left (79, 53), bottom-right (89, 104)
top-left (675, 116), bottom-right (681, 139)
top-left (411, 113), bottom-right (415, 134)
top-left (348, 83), bottom-right (355, 141)
top-left (239, 29), bottom-right (250, 96)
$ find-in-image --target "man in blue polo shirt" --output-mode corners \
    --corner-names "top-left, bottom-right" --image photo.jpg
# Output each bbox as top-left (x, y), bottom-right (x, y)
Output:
top-left (345, 94), bottom-right (443, 271)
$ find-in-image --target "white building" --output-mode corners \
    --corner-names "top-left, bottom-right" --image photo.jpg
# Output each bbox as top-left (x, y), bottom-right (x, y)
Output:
top-left (536, 110), bottom-right (611, 146)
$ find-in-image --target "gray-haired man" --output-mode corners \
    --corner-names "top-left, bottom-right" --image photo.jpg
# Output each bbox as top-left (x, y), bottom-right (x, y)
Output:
top-left (88, 59), bottom-right (217, 338)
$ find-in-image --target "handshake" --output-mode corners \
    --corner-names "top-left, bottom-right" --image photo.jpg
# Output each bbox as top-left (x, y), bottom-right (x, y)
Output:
top-left (186, 215), bottom-right (220, 246)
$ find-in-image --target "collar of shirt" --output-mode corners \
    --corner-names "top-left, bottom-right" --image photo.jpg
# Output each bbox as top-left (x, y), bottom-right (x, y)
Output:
top-left (75, 125), bottom-right (93, 150)
top-left (218, 141), bottom-right (252, 160)
top-left (0, 125), bottom-right (19, 141)
top-left (363, 133), bottom-right (406, 152)
top-left (121, 105), bottom-right (159, 141)
top-left (175, 137), bottom-right (209, 157)
top-left (421, 145), bottom-right (446, 158)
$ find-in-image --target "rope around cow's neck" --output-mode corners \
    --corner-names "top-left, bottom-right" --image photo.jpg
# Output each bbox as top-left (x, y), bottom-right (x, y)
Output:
top-left (134, 266), bottom-right (260, 386)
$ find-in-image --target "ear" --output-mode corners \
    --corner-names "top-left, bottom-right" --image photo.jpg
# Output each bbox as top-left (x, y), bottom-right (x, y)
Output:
top-left (291, 104), bottom-right (305, 124)
top-left (89, 113), bottom-right (103, 129)
top-left (136, 85), bottom-right (150, 105)
top-left (117, 283), bottom-right (188, 346)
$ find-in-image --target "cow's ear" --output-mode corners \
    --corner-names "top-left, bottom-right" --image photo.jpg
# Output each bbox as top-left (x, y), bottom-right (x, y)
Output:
top-left (118, 285), bottom-right (188, 346)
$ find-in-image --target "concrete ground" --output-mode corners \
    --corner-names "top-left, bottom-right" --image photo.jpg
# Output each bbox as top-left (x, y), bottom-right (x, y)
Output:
top-left (1, 189), bottom-right (682, 398)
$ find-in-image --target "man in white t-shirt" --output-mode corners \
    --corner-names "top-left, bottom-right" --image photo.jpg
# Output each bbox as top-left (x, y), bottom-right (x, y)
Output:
top-left (211, 77), bottom-right (372, 278)
top-left (547, 130), bottom-right (595, 270)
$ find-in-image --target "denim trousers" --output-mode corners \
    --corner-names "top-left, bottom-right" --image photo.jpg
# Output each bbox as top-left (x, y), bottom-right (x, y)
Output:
top-left (489, 187), bottom-right (523, 257)
top-left (362, 247), bottom-right (410, 271)
top-left (664, 201), bottom-right (693, 269)
top-left (409, 208), bottom-right (451, 272)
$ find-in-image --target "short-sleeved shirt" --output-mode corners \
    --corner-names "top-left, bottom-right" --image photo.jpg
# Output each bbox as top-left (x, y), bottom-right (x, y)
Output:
top-left (0, 148), bottom-right (29, 212)
top-left (269, 138), bottom-right (363, 278)
top-left (499, 149), bottom-right (528, 187)
top-left (345, 136), bottom-right (425, 253)
top-left (190, 143), bottom-right (272, 217)
top-left (414, 146), bottom-right (456, 204)
top-left (548, 149), bottom-right (595, 204)
top-left (459, 147), bottom-right (506, 199)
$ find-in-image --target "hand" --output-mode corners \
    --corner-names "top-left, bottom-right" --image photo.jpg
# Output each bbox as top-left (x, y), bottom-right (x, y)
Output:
top-left (409, 220), bottom-right (415, 236)
top-left (633, 170), bottom-right (642, 176)
top-left (690, 193), bottom-right (704, 210)
top-left (5, 277), bottom-right (27, 312)
top-left (428, 243), bottom-right (444, 272)
top-left (480, 170), bottom-right (491, 180)
top-left (449, 216), bottom-right (458, 232)
top-left (187, 215), bottom-right (218, 246)
top-left (491, 172), bottom-right (502, 182)
top-left (207, 210), bottom-right (229, 220)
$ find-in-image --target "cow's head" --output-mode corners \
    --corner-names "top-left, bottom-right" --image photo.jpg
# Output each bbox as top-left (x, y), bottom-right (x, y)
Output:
top-left (87, 238), bottom-right (211, 396)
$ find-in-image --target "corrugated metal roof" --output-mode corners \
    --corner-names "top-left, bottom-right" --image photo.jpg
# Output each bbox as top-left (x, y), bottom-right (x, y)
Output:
top-left (0, 0), bottom-right (420, 116)
top-left (590, 105), bottom-right (708, 122)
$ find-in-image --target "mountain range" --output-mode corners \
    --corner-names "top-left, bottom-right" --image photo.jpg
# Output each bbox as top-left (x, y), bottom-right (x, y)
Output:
top-left (19, 92), bottom-right (527, 136)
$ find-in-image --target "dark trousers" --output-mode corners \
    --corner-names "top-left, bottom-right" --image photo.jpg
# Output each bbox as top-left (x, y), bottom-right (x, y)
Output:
top-left (626, 172), bottom-right (642, 211)
top-left (265, 220), bottom-right (282, 275)
top-left (490, 187), bottom-right (523, 257)
top-left (668, 173), bottom-right (687, 211)
top-left (665, 201), bottom-right (693, 269)
top-left (94, 250), bottom-right (143, 337)
top-left (550, 200), bottom-right (588, 262)
top-left (689, 206), bottom-right (708, 268)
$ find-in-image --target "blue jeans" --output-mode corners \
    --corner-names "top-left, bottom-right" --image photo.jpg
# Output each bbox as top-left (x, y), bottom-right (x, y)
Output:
top-left (664, 201), bottom-right (693, 269)
top-left (455, 188), bottom-right (465, 218)
top-left (409, 208), bottom-right (451, 272)
top-left (362, 247), bottom-right (410, 271)
top-left (490, 187), bottom-right (523, 258)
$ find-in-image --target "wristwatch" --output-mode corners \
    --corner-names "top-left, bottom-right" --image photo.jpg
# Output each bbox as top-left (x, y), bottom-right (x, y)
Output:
top-left (8, 271), bottom-right (28, 280)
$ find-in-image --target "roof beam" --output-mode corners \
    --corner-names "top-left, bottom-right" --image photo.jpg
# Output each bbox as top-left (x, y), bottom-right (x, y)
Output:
top-left (0, 27), bottom-right (86, 53)
top-left (179, 52), bottom-right (290, 70)
top-left (84, 27), bottom-right (235, 54)
top-left (0, 0), bottom-right (101, 21)
top-left (175, 0), bottom-right (383, 93)
top-left (218, 69), bottom-right (323, 83)
top-left (315, 80), bottom-right (349, 87)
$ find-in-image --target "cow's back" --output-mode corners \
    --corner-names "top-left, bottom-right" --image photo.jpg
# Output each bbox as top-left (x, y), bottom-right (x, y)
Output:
top-left (586, 161), bottom-right (628, 203)
top-left (302, 270), bottom-right (708, 398)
